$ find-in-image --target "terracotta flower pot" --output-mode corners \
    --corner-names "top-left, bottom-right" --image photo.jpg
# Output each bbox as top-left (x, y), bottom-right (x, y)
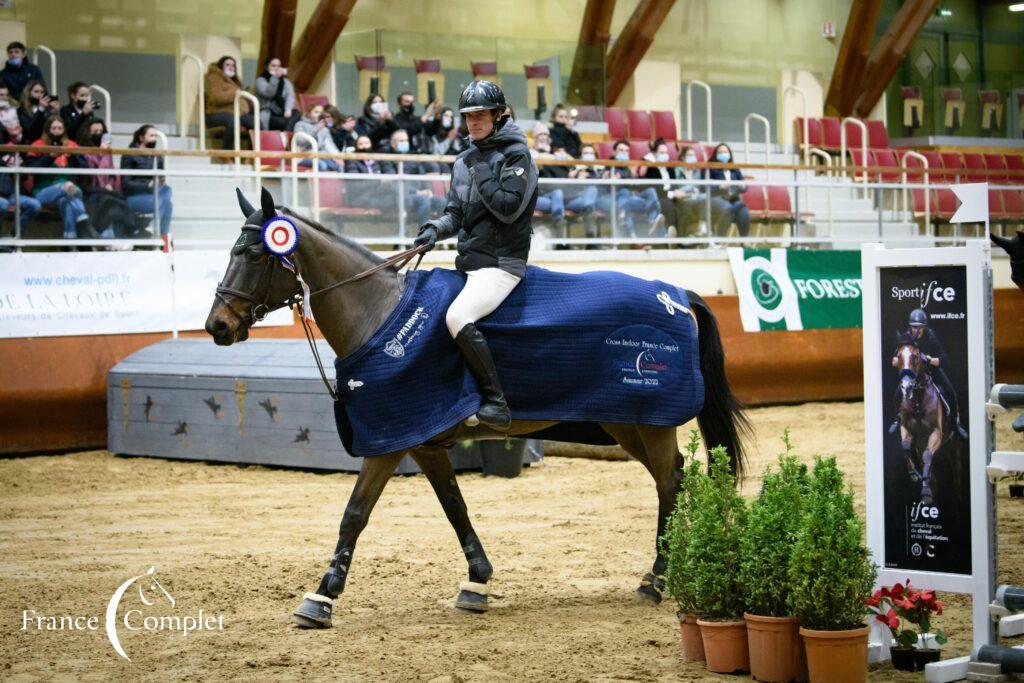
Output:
top-left (744, 613), bottom-right (807, 682)
top-left (677, 612), bottom-right (706, 662)
top-left (698, 618), bottom-right (750, 674)
top-left (799, 625), bottom-right (869, 683)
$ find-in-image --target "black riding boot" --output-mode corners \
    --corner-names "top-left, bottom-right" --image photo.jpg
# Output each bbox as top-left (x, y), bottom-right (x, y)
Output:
top-left (454, 323), bottom-right (511, 431)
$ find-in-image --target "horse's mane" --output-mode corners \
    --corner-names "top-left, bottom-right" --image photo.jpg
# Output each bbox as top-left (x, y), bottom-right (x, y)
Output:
top-left (282, 206), bottom-right (384, 266)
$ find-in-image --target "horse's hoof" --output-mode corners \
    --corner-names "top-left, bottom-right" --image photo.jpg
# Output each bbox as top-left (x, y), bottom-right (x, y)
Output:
top-left (292, 592), bottom-right (333, 629)
top-left (454, 581), bottom-right (489, 613)
top-left (636, 572), bottom-right (665, 605)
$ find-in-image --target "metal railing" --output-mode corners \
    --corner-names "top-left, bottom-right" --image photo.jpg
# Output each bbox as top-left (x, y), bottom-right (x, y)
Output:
top-left (290, 131), bottom-right (320, 222)
top-left (840, 117), bottom-right (869, 189)
top-left (179, 53), bottom-right (206, 150)
top-left (89, 84), bottom-right (112, 132)
top-left (233, 90), bottom-right (260, 177)
top-left (807, 147), bottom-right (833, 237)
top-left (781, 85), bottom-right (808, 165)
top-left (685, 80), bottom-right (713, 145)
top-left (901, 150), bottom-right (931, 231)
top-left (33, 45), bottom-right (56, 94)
top-left (743, 113), bottom-right (771, 171)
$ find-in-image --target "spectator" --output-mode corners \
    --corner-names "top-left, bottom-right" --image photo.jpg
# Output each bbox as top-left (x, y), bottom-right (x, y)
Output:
top-left (355, 94), bottom-right (397, 149)
top-left (0, 123), bottom-right (41, 235)
top-left (548, 104), bottom-right (582, 158)
top-left (670, 145), bottom-right (728, 236)
top-left (565, 143), bottom-right (602, 239)
top-left (59, 81), bottom-right (98, 142)
top-left (640, 138), bottom-right (678, 237)
top-left (26, 115), bottom-right (94, 239)
top-left (75, 117), bottom-right (140, 240)
top-left (529, 123), bottom-right (565, 231)
top-left (325, 107), bottom-right (358, 151)
top-left (702, 142), bottom-right (749, 237)
top-left (204, 56), bottom-right (254, 151)
top-left (293, 102), bottom-right (341, 171)
top-left (344, 135), bottom-right (390, 174)
top-left (120, 124), bottom-right (173, 240)
top-left (18, 80), bottom-right (58, 143)
top-left (393, 91), bottom-right (436, 151)
top-left (344, 134), bottom-right (397, 214)
top-left (423, 106), bottom-right (464, 159)
top-left (597, 139), bottom-right (662, 238)
top-left (0, 85), bottom-right (19, 129)
top-left (0, 42), bottom-right (46, 100)
top-left (381, 128), bottom-right (444, 228)
top-left (255, 56), bottom-right (299, 132)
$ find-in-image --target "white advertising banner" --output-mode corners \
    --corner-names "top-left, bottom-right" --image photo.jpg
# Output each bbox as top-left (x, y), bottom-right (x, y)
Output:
top-left (0, 251), bottom-right (292, 339)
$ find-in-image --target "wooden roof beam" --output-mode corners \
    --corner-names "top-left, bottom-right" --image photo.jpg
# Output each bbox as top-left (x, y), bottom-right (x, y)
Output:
top-left (604, 0), bottom-right (676, 107)
top-left (824, 0), bottom-right (883, 117)
top-left (290, 0), bottom-right (358, 93)
top-left (258, 0), bottom-right (298, 69)
top-left (566, 0), bottom-right (617, 106)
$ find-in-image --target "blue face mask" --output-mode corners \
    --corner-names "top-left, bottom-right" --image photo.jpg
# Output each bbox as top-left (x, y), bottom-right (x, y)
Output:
top-left (716, 151), bottom-right (731, 163)
top-left (395, 141), bottom-right (410, 153)
top-left (614, 151), bottom-right (629, 162)
top-left (8, 57), bottom-right (21, 67)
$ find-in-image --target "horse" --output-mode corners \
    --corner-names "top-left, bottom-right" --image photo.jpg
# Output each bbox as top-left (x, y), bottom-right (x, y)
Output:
top-left (205, 187), bottom-right (750, 628)
top-left (892, 338), bottom-right (960, 505)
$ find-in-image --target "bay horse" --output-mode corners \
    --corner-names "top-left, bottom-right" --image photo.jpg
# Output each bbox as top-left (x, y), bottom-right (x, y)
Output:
top-left (892, 337), bottom-right (959, 505)
top-left (205, 187), bottom-right (749, 628)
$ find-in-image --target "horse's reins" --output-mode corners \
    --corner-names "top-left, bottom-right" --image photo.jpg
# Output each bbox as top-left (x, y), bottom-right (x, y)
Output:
top-left (215, 221), bottom-right (428, 400)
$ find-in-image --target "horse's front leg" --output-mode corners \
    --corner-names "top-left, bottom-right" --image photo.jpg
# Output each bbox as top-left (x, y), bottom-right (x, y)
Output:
top-left (411, 446), bottom-right (494, 613)
top-left (920, 428), bottom-right (943, 504)
top-left (900, 422), bottom-right (920, 483)
top-left (292, 451), bottom-right (404, 628)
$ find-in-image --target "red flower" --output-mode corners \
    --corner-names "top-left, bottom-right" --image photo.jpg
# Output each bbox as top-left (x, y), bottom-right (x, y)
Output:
top-left (882, 608), bottom-right (900, 630)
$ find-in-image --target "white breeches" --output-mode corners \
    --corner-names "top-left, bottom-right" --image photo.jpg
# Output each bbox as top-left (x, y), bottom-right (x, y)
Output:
top-left (445, 267), bottom-right (522, 337)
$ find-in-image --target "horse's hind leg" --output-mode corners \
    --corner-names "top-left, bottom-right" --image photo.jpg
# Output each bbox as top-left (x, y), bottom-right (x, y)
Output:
top-left (602, 423), bottom-right (683, 605)
top-left (292, 451), bottom-right (403, 629)
top-left (411, 446), bottom-right (494, 613)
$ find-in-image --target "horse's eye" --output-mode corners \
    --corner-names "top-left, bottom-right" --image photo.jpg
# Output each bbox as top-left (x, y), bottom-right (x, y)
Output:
top-left (246, 246), bottom-right (264, 261)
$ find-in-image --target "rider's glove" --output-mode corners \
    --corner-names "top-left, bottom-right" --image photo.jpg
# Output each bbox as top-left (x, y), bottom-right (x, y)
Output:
top-left (414, 225), bottom-right (438, 251)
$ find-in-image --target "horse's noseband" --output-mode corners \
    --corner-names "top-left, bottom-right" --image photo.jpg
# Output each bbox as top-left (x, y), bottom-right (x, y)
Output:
top-left (214, 224), bottom-right (299, 327)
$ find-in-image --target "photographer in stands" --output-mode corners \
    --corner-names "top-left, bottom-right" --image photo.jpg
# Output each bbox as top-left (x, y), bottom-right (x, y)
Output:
top-left (59, 82), bottom-right (99, 142)
top-left (18, 80), bottom-right (57, 143)
top-left (548, 104), bottom-right (581, 158)
top-left (255, 57), bottom-right (299, 132)
top-left (294, 102), bottom-right (342, 171)
top-left (356, 94), bottom-right (398, 150)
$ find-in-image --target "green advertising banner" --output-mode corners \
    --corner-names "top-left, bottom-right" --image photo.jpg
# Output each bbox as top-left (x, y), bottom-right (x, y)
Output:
top-left (727, 248), bottom-right (863, 331)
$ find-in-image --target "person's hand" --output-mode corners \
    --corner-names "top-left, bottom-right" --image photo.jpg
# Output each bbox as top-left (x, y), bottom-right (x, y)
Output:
top-left (100, 137), bottom-right (111, 150)
top-left (929, 357), bottom-right (940, 367)
top-left (380, 109), bottom-right (393, 121)
top-left (63, 181), bottom-right (78, 195)
top-left (413, 225), bottom-right (437, 251)
top-left (39, 94), bottom-right (51, 108)
top-left (891, 357), bottom-right (898, 367)
top-left (104, 183), bottom-right (113, 191)
top-left (148, 180), bottom-right (155, 189)
top-left (83, 100), bottom-right (95, 115)
top-left (284, 108), bottom-right (292, 118)
top-left (315, 118), bottom-right (326, 129)
top-left (279, 67), bottom-right (288, 76)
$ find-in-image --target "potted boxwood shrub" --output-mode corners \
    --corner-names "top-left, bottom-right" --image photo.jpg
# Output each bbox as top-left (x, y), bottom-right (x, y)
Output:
top-left (661, 430), bottom-right (707, 662)
top-left (788, 456), bottom-right (877, 683)
top-left (690, 445), bottom-right (749, 674)
top-left (739, 430), bottom-right (809, 683)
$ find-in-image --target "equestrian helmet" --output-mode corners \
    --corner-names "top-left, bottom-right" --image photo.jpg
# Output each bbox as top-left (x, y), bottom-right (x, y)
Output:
top-left (908, 308), bottom-right (928, 327)
top-left (458, 80), bottom-right (506, 115)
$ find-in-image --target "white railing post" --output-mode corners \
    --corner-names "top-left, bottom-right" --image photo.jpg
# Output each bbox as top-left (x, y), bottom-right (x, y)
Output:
top-left (685, 80), bottom-right (713, 144)
top-left (89, 84), bottom-right (111, 133)
top-left (782, 85), bottom-right (808, 165)
top-left (901, 150), bottom-right (930, 235)
top-left (180, 53), bottom-right (206, 150)
top-left (840, 116), bottom-right (869, 200)
top-left (808, 147), bottom-right (833, 238)
top-left (290, 131), bottom-right (320, 222)
top-left (743, 112), bottom-right (771, 173)
top-left (233, 90), bottom-right (260, 181)
top-left (33, 45), bottom-right (56, 95)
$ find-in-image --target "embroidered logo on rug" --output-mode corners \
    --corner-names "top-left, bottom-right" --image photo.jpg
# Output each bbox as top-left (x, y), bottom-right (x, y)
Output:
top-left (383, 307), bottom-right (430, 359)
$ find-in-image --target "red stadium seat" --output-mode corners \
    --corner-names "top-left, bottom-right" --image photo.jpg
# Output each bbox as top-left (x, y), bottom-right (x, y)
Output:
top-left (764, 186), bottom-right (793, 219)
top-left (849, 148), bottom-right (871, 173)
top-left (742, 184), bottom-right (767, 219)
top-left (1006, 155), bottom-right (1024, 184)
top-left (872, 149), bottom-right (902, 182)
top-left (821, 117), bottom-right (841, 151)
top-left (251, 130), bottom-right (289, 171)
top-left (911, 188), bottom-right (931, 217)
top-left (795, 117), bottom-right (823, 148)
top-left (962, 153), bottom-right (987, 182)
top-left (989, 188), bottom-right (1006, 220)
top-left (651, 110), bottom-right (677, 141)
top-left (984, 154), bottom-right (1008, 183)
top-left (664, 140), bottom-right (680, 160)
top-left (319, 179), bottom-right (382, 217)
top-left (596, 141), bottom-right (615, 160)
top-left (939, 153), bottom-right (965, 182)
top-left (866, 119), bottom-right (890, 149)
top-left (840, 118), bottom-right (864, 152)
top-left (604, 107), bottom-right (628, 140)
top-left (999, 189), bottom-right (1023, 220)
top-left (629, 141), bottom-right (650, 161)
top-left (298, 93), bottom-right (330, 112)
top-left (933, 188), bottom-right (958, 219)
top-left (626, 109), bottom-right (652, 141)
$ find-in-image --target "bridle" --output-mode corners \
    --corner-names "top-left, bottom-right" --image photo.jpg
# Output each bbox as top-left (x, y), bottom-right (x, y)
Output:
top-left (214, 217), bottom-right (428, 399)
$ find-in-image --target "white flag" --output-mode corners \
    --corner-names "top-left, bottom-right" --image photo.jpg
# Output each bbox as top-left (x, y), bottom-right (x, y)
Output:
top-left (950, 182), bottom-right (989, 224)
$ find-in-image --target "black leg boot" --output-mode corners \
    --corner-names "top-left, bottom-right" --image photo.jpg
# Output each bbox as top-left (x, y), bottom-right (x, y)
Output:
top-left (454, 323), bottom-right (511, 431)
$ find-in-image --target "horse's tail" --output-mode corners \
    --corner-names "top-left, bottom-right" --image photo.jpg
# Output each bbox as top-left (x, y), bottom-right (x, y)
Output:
top-left (688, 291), bottom-right (751, 478)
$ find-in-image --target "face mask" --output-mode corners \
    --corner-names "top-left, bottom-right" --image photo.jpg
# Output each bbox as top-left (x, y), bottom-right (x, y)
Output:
top-left (581, 152), bottom-right (596, 161)
top-left (370, 102), bottom-right (386, 115)
top-left (224, 68), bottom-right (236, 78)
top-left (536, 143), bottom-right (550, 153)
top-left (8, 57), bottom-right (21, 67)
top-left (554, 151), bottom-right (568, 161)
top-left (29, 96), bottom-right (39, 105)
top-left (324, 118), bottom-right (334, 127)
top-left (0, 100), bottom-right (8, 109)
top-left (357, 146), bottom-right (371, 152)
top-left (395, 141), bottom-right (410, 153)
top-left (614, 152), bottom-right (629, 162)
top-left (442, 117), bottom-right (453, 129)
top-left (552, 120), bottom-right (565, 127)
top-left (401, 103), bottom-right (414, 114)
top-left (684, 154), bottom-right (697, 163)
top-left (656, 152), bottom-right (669, 163)
top-left (716, 151), bottom-right (731, 163)
top-left (144, 140), bottom-right (157, 149)
top-left (91, 133), bottom-right (103, 145)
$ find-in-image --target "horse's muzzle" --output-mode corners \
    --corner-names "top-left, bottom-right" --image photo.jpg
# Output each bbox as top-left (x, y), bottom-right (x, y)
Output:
top-left (205, 312), bottom-right (249, 346)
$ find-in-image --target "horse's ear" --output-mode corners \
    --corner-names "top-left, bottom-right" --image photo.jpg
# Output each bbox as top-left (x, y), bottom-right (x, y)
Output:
top-left (260, 186), bottom-right (277, 219)
top-left (236, 188), bottom-right (256, 218)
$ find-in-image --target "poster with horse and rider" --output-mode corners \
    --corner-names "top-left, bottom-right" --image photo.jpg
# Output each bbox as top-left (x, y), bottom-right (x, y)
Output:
top-left (879, 265), bottom-right (972, 576)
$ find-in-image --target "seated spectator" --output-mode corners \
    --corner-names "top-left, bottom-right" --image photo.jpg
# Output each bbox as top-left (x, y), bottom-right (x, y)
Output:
top-left (355, 94), bottom-right (398, 150)
top-left (120, 125), bottom-right (173, 241)
top-left (0, 42), bottom-right (45, 100)
top-left (702, 142), bottom-right (749, 237)
top-left (26, 115), bottom-right (95, 239)
top-left (75, 117), bottom-right (141, 240)
top-left (529, 123), bottom-right (565, 230)
top-left (640, 138), bottom-right (679, 237)
top-left (344, 135), bottom-right (391, 174)
top-left (423, 106), bottom-right (464, 163)
top-left (0, 85), bottom-right (19, 129)
top-left (325, 107), bottom-right (358, 152)
top-left (59, 82), bottom-right (97, 142)
top-left (204, 56), bottom-right (254, 151)
top-left (393, 91), bottom-right (436, 151)
top-left (670, 145), bottom-right (729, 236)
top-left (255, 57), bottom-right (299, 132)
top-left (548, 104), bottom-right (582, 158)
top-left (293, 102), bottom-right (341, 171)
top-left (565, 143), bottom-right (602, 238)
top-left (18, 79), bottom-right (58, 143)
top-left (0, 123), bottom-right (41, 234)
top-left (344, 134), bottom-right (397, 213)
top-left (598, 139), bottom-right (662, 238)
top-left (381, 128), bottom-right (444, 229)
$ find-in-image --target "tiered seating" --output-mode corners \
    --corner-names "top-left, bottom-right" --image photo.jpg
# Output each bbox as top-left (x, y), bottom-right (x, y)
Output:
top-left (251, 130), bottom-right (291, 171)
top-left (298, 93), bottom-right (330, 111)
top-left (626, 110), bottom-right (652, 141)
top-left (651, 110), bottom-right (677, 141)
top-left (604, 107), bottom-right (628, 140)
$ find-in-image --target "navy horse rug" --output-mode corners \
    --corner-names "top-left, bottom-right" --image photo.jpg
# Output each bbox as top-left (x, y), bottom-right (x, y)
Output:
top-left (333, 266), bottom-right (704, 456)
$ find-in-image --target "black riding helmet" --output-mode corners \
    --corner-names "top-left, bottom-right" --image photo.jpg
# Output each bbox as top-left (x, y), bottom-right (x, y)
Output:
top-left (909, 308), bottom-right (928, 328)
top-left (458, 80), bottom-right (508, 140)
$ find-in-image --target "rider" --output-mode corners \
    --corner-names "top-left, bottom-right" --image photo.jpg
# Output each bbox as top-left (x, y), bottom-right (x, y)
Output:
top-left (413, 80), bottom-right (538, 432)
top-left (889, 308), bottom-right (968, 440)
